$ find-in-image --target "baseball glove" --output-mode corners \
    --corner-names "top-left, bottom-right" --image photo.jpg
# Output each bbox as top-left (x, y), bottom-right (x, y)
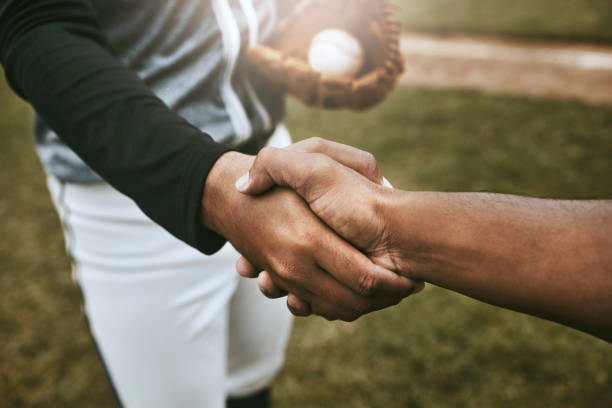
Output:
top-left (247, 0), bottom-right (404, 110)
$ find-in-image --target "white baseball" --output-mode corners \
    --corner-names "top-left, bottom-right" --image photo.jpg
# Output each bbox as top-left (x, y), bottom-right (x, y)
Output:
top-left (382, 176), bottom-right (393, 189)
top-left (308, 29), bottom-right (364, 77)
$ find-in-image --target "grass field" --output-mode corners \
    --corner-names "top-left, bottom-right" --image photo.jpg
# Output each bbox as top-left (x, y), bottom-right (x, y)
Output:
top-left (1, 67), bottom-right (611, 407)
top-left (277, 91), bottom-right (612, 407)
top-left (393, 0), bottom-right (612, 43)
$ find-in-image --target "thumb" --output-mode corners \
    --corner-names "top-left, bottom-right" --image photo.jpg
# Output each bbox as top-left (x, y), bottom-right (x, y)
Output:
top-left (234, 147), bottom-right (282, 195)
top-left (234, 171), bottom-right (255, 193)
top-left (235, 169), bottom-right (275, 195)
top-left (235, 147), bottom-right (315, 196)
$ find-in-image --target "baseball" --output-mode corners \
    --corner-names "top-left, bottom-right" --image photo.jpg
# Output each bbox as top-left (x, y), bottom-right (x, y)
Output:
top-left (308, 29), bottom-right (364, 77)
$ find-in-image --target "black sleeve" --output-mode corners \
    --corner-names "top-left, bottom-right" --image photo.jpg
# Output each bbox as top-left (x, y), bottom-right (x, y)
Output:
top-left (0, 0), bottom-right (232, 254)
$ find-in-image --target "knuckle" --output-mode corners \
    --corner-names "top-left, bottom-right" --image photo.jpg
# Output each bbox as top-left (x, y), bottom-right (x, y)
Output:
top-left (257, 146), bottom-right (277, 163)
top-left (354, 299), bottom-right (372, 315)
top-left (311, 302), bottom-right (338, 321)
top-left (275, 262), bottom-right (300, 282)
top-left (351, 297), bottom-right (377, 318)
top-left (343, 302), bottom-right (368, 321)
top-left (362, 151), bottom-right (382, 181)
top-left (306, 137), bottom-right (325, 152)
top-left (293, 227), bottom-right (321, 253)
top-left (311, 153), bottom-right (335, 174)
top-left (362, 151), bottom-right (376, 165)
top-left (252, 149), bottom-right (269, 174)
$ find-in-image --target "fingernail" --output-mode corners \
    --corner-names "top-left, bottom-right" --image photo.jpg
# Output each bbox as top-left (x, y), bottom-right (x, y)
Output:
top-left (235, 172), bottom-right (250, 191)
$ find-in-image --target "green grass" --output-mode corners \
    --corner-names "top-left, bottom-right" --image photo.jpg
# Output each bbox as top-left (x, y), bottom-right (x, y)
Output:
top-left (393, 0), bottom-right (612, 43)
top-left (286, 89), bottom-right (612, 199)
top-left (1, 74), bottom-right (612, 407)
top-left (277, 91), bottom-right (612, 407)
top-left (0, 77), bottom-right (115, 406)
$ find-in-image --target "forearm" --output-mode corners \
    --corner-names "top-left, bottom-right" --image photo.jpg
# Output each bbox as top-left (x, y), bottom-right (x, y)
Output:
top-left (202, 152), bottom-right (255, 237)
top-left (385, 191), bottom-right (612, 340)
top-left (0, 0), bottom-right (231, 253)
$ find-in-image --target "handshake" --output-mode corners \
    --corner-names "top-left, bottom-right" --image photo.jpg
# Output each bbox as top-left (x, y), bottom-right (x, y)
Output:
top-left (203, 137), bottom-right (612, 340)
top-left (203, 137), bottom-right (423, 322)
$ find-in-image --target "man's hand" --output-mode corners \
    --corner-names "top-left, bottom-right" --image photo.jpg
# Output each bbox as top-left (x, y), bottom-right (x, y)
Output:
top-left (233, 138), bottom-right (424, 315)
top-left (202, 150), bottom-right (419, 321)
top-left (233, 140), bottom-right (612, 341)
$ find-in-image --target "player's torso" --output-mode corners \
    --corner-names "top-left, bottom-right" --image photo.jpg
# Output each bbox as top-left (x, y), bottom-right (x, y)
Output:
top-left (92, 0), bottom-right (282, 141)
top-left (35, 0), bottom-right (285, 182)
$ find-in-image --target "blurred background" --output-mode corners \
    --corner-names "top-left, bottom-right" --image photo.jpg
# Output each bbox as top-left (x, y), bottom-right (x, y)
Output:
top-left (1, 0), bottom-right (611, 406)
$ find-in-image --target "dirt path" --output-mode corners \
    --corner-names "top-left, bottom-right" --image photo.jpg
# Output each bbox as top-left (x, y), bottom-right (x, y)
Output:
top-left (399, 32), bottom-right (612, 105)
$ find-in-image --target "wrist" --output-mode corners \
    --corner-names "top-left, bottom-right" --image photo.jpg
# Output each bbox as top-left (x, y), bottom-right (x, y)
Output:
top-left (376, 188), bottom-right (414, 274)
top-left (201, 151), bottom-right (254, 236)
top-left (380, 191), bottom-right (447, 280)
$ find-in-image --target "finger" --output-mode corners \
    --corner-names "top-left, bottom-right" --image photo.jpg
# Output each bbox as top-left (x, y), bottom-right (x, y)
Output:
top-left (236, 144), bottom-right (379, 200)
top-left (235, 146), bottom-right (296, 195)
top-left (258, 271), bottom-right (289, 299)
top-left (236, 147), bottom-right (342, 200)
top-left (236, 256), bottom-right (260, 278)
top-left (270, 261), bottom-right (410, 321)
top-left (413, 281), bottom-right (426, 294)
top-left (288, 264), bottom-right (405, 321)
top-left (288, 137), bottom-right (383, 184)
top-left (316, 230), bottom-right (418, 299)
top-left (304, 281), bottom-right (404, 322)
top-left (264, 262), bottom-right (369, 320)
top-left (287, 293), bottom-right (312, 317)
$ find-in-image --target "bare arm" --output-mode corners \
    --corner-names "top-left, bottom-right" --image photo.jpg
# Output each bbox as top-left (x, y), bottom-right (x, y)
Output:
top-left (237, 139), bottom-right (612, 341)
top-left (383, 191), bottom-right (612, 341)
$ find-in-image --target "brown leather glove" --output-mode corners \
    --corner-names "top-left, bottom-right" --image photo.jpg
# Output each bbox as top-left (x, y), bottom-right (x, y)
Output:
top-left (247, 0), bottom-right (404, 110)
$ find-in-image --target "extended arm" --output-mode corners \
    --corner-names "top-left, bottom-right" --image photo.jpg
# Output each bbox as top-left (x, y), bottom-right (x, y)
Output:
top-left (384, 191), bottom-right (612, 341)
top-left (238, 140), bottom-right (612, 341)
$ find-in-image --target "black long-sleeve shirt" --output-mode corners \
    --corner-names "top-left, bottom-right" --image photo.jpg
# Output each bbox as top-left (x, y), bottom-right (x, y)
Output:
top-left (0, 0), bottom-right (239, 254)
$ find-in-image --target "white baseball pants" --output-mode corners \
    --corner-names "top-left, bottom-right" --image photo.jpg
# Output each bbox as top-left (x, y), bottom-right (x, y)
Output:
top-left (47, 127), bottom-right (293, 407)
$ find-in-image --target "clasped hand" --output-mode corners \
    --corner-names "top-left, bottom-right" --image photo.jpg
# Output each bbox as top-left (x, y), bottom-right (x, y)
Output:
top-left (210, 138), bottom-right (425, 320)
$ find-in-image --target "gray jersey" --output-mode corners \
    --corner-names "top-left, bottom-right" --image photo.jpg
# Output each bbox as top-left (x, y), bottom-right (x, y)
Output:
top-left (35, 0), bottom-right (285, 182)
